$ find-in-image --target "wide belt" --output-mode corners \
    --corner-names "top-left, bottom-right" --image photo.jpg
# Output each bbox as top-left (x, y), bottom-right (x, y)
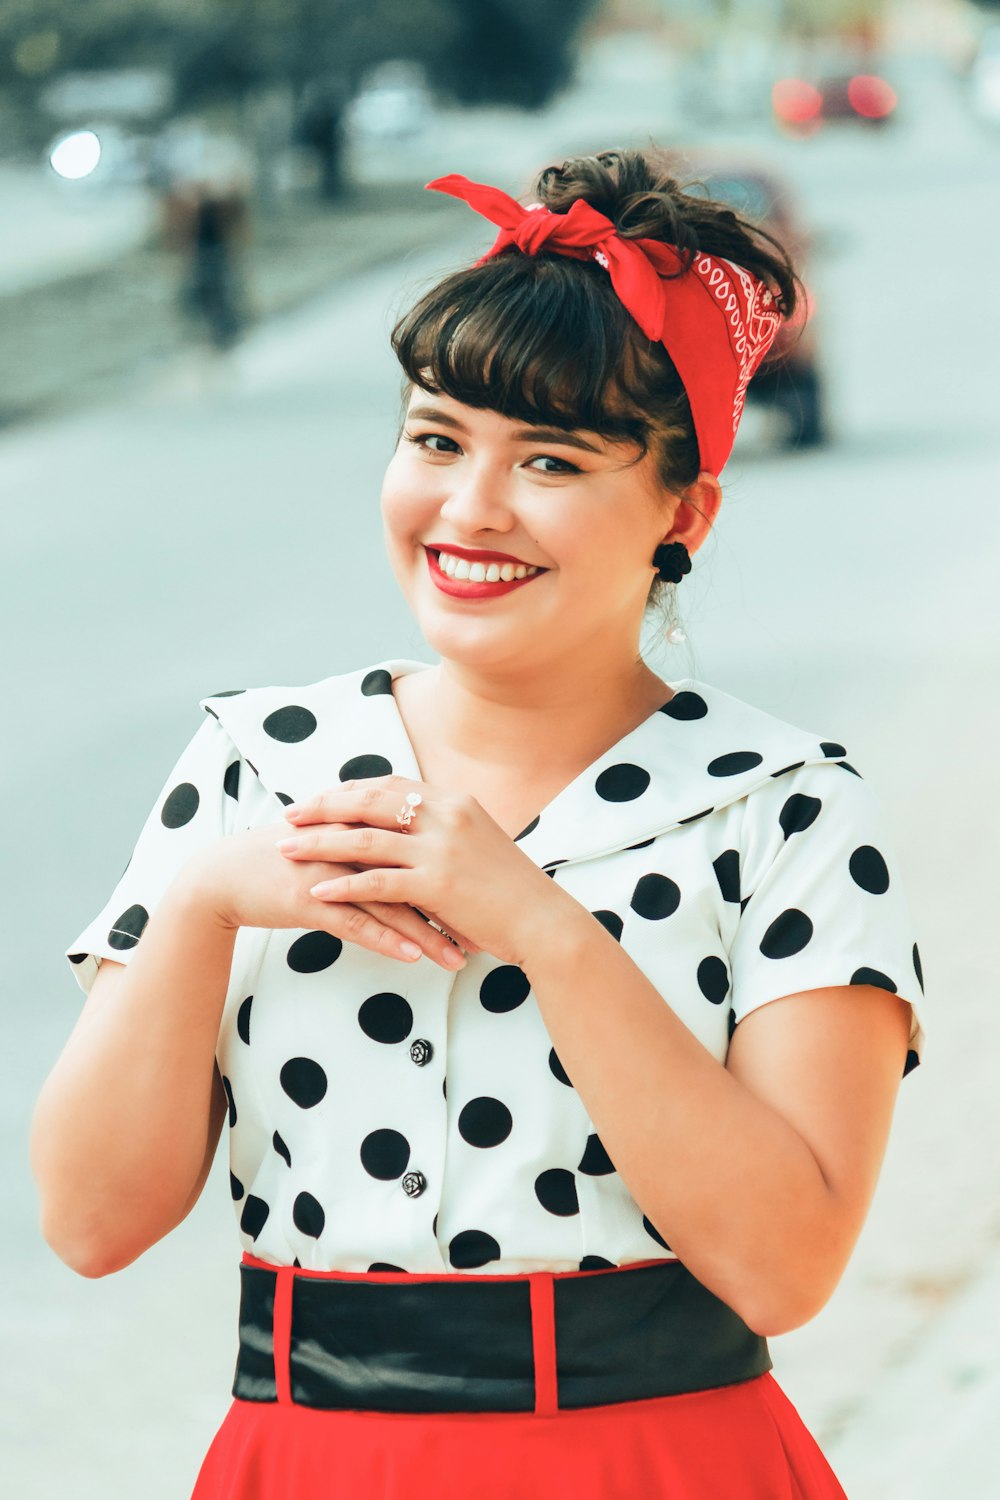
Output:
top-left (233, 1255), bottom-right (772, 1415)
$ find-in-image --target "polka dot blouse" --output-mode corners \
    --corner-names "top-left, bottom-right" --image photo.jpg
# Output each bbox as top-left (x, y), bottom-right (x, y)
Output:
top-left (65, 658), bottom-right (929, 1275)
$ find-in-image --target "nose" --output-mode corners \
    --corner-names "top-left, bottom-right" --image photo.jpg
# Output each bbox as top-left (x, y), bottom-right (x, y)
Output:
top-left (437, 458), bottom-right (517, 537)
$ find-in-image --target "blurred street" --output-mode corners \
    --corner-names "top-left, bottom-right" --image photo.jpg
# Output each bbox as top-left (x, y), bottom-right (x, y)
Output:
top-left (4, 4), bottom-right (999, 1498)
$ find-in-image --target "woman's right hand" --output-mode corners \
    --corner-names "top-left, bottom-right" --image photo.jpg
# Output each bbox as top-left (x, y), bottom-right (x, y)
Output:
top-left (178, 821), bottom-right (473, 971)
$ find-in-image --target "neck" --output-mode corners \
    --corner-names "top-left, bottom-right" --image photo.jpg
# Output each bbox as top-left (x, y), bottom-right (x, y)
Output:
top-left (407, 645), bottom-right (671, 772)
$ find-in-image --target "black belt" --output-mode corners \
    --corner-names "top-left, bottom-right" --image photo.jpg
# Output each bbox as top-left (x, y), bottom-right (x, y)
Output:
top-left (233, 1257), bottom-right (772, 1415)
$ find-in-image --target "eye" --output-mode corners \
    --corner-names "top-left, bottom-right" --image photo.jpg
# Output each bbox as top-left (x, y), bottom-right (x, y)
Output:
top-left (526, 454), bottom-right (580, 475)
top-left (404, 431), bottom-right (460, 455)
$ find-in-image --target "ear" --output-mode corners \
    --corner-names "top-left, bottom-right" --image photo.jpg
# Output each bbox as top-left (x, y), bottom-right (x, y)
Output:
top-left (661, 472), bottom-right (722, 555)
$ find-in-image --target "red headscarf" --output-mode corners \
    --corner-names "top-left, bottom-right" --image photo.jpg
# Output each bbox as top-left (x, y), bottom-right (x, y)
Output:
top-left (426, 173), bottom-right (784, 478)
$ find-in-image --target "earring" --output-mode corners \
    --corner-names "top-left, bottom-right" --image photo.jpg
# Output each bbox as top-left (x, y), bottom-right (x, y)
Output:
top-left (652, 541), bottom-right (692, 584)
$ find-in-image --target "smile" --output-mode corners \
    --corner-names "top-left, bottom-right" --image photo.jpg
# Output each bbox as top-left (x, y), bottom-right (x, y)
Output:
top-left (424, 547), bottom-right (548, 599)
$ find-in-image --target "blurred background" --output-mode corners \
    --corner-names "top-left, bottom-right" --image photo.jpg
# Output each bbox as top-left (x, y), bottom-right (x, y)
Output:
top-left (3, 0), bottom-right (998, 1495)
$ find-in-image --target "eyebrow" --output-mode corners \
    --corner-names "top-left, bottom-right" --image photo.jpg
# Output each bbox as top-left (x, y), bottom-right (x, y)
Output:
top-left (406, 403), bottom-right (606, 455)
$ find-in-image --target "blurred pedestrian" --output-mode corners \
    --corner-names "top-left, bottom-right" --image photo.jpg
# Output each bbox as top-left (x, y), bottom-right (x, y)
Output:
top-left (34, 145), bottom-right (928, 1498)
top-left (158, 123), bottom-right (253, 351)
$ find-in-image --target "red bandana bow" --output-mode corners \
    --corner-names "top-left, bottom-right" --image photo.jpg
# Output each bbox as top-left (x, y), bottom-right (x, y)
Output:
top-left (426, 173), bottom-right (784, 478)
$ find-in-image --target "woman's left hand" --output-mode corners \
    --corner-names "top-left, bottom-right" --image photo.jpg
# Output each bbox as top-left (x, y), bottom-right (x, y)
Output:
top-left (274, 775), bottom-right (566, 969)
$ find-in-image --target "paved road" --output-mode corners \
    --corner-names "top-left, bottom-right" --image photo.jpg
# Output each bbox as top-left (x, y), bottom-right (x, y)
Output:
top-left (3, 46), bottom-right (997, 1500)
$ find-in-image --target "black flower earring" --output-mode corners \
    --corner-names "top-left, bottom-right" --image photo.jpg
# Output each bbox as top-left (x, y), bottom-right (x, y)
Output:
top-left (651, 541), bottom-right (692, 584)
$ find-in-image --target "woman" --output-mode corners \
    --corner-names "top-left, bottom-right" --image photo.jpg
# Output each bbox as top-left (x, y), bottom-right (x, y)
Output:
top-left (33, 148), bottom-right (928, 1498)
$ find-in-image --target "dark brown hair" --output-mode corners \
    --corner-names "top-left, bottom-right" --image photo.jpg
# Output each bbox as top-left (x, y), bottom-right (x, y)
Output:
top-left (391, 146), bottom-right (806, 610)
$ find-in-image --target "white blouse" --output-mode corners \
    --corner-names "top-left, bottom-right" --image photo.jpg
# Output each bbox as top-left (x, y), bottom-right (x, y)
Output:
top-left (66, 657), bottom-right (928, 1275)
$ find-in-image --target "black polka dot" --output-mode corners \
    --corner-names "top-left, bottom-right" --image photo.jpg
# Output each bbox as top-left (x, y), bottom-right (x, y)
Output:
top-left (771, 761), bottom-right (805, 779)
top-left (591, 910), bottom-right (623, 941)
top-left (358, 992), bottom-right (413, 1043)
top-left (820, 740), bottom-right (847, 758)
top-left (161, 782), bottom-right (199, 829)
top-left (660, 691), bottom-right (708, 720)
top-left (535, 1168), bottom-right (579, 1216)
top-left (279, 1057), bottom-right (328, 1108)
top-left (712, 849), bottom-right (741, 903)
top-left (236, 995), bottom-right (253, 1045)
top-left (595, 763), bottom-right (650, 802)
top-left (578, 1134), bottom-right (615, 1175)
top-left (449, 1230), bottom-right (501, 1269)
top-left (369, 1262), bottom-right (409, 1273)
top-left (240, 1195), bottom-right (269, 1240)
top-left (293, 1191), bottom-right (326, 1238)
top-left (230, 1171), bottom-right (244, 1201)
top-left (760, 908), bottom-right (813, 958)
top-left (849, 845), bottom-right (890, 894)
top-left (224, 760), bottom-right (241, 800)
top-left (580, 1255), bottom-right (616, 1270)
top-left (246, 759), bottom-right (259, 776)
top-left (708, 750), bottom-right (763, 777)
top-left (361, 669), bottom-right (393, 696)
top-left (68, 952), bottom-right (87, 965)
top-left (479, 965), bottom-right (530, 1013)
top-left (339, 754), bottom-right (393, 781)
top-left (360, 1129), bottom-right (410, 1179)
top-left (458, 1097), bottom-right (512, 1148)
top-left (108, 904), bottom-right (149, 951)
top-left (739, 895), bottom-right (752, 915)
top-left (850, 966), bottom-right (897, 993)
top-left (209, 689), bottom-right (246, 699)
top-left (629, 874), bottom-right (681, 921)
top-left (625, 837), bottom-right (655, 851)
top-left (838, 761), bottom-right (862, 777)
top-left (727, 1009), bottom-right (737, 1042)
top-left (913, 942), bottom-right (924, 992)
top-left (903, 1049), bottom-right (919, 1077)
top-left (275, 791), bottom-right (294, 807)
top-left (222, 1075), bottom-right (237, 1127)
top-left (273, 1131), bottom-right (291, 1166)
top-left (514, 815), bottom-right (540, 841)
top-left (697, 955), bottom-right (730, 1004)
top-left (263, 705), bottom-right (317, 743)
top-left (642, 1215), bottom-right (672, 1251)
top-left (287, 931), bottom-right (343, 973)
top-left (678, 807), bottom-right (714, 824)
top-left (779, 793), bottom-right (821, 839)
top-left (548, 1048), bottom-right (572, 1087)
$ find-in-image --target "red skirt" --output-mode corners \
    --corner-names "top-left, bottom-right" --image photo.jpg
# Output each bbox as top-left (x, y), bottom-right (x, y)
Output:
top-left (191, 1256), bottom-right (849, 1500)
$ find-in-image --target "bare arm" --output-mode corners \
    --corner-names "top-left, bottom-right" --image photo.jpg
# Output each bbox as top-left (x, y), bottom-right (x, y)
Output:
top-left (31, 879), bottom-right (237, 1278)
top-left (517, 888), bottom-right (913, 1337)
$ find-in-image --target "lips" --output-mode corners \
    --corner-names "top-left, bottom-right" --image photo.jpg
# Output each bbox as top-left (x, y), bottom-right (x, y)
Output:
top-left (424, 546), bottom-right (547, 600)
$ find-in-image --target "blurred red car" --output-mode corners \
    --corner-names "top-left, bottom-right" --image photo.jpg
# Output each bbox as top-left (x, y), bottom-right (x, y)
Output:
top-left (666, 150), bottom-right (827, 452)
top-left (772, 63), bottom-right (897, 133)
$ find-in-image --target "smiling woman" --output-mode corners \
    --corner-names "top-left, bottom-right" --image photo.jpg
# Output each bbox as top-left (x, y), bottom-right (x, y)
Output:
top-left (36, 145), bottom-right (928, 1500)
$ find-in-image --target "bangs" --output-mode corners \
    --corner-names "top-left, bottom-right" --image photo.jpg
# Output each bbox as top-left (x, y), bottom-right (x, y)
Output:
top-left (391, 252), bottom-right (671, 448)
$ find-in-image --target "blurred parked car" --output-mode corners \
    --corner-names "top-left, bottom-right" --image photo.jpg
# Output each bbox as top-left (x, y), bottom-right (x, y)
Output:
top-left (966, 25), bottom-right (1000, 127)
top-left (668, 150), bottom-right (828, 452)
top-left (345, 61), bottom-right (433, 143)
top-left (772, 57), bottom-right (897, 134)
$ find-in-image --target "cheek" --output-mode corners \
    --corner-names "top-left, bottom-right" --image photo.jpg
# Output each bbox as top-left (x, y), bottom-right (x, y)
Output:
top-left (379, 455), bottom-right (436, 546)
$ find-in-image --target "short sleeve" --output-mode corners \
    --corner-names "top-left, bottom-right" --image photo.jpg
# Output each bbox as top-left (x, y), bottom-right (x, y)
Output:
top-left (728, 760), bottom-right (928, 1078)
top-left (65, 710), bottom-right (244, 997)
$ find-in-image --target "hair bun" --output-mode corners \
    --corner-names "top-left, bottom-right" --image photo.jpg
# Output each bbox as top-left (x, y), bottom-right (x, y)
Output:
top-left (532, 145), bottom-right (798, 316)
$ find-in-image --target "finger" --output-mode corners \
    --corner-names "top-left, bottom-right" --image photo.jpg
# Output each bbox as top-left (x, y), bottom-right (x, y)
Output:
top-left (310, 867), bottom-right (412, 905)
top-left (360, 902), bottom-right (467, 970)
top-left (415, 909), bottom-right (480, 956)
top-left (320, 900), bottom-right (430, 966)
top-left (283, 777), bottom-right (427, 829)
top-left (276, 825), bottom-right (413, 866)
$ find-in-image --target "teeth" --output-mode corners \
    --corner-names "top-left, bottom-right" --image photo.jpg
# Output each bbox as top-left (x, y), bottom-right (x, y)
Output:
top-left (435, 550), bottom-right (540, 582)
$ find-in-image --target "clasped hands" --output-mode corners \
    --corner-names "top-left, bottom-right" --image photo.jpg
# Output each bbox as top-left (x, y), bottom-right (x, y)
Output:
top-left (275, 774), bottom-right (564, 971)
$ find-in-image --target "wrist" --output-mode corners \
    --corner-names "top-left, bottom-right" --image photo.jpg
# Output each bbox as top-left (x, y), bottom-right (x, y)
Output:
top-left (513, 875), bottom-right (596, 973)
top-left (171, 845), bottom-right (241, 933)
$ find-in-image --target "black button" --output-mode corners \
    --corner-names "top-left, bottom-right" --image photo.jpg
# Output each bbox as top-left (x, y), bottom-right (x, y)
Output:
top-left (401, 1171), bottom-right (426, 1198)
top-left (409, 1038), bottom-right (433, 1066)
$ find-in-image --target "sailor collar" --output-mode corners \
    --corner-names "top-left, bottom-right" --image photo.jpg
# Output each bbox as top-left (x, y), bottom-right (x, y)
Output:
top-left (201, 658), bottom-right (851, 873)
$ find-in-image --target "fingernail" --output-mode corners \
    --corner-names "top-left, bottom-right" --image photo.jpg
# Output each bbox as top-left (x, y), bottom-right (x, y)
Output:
top-left (275, 838), bottom-right (300, 852)
top-left (441, 947), bottom-right (466, 969)
top-left (400, 941), bottom-right (422, 959)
